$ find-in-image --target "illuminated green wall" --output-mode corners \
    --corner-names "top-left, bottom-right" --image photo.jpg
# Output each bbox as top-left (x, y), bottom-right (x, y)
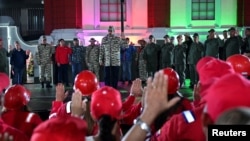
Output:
top-left (170, 0), bottom-right (237, 28)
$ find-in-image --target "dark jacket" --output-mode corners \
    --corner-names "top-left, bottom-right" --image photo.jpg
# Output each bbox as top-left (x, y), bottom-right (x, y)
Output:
top-left (204, 38), bottom-right (221, 58)
top-left (188, 42), bottom-right (204, 64)
top-left (10, 48), bottom-right (29, 68)
top-left (173, 44), bottom-right (187, 65)
top-left (224, 36), bottom-right (243, 59)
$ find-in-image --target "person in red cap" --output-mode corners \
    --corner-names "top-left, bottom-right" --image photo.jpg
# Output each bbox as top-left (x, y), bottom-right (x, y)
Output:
top-left (0, 73), bottom-right (29, 141)
top-left (150, 59), bottom-right (235, 141)
top-left (121, 68), bottom-right (192, 138)
top-left (31, 116), bottom-right (87, 141)
top-left (1, 85), bottom-right (43, 139)
top-left (84, 86), bottom-right (122, 141)
top-left (202, 73), bottom-right (250, 138)
top-left (123, 58), bottom-right (234, 141)
top-left (49, 71), bottom-right (139, 136)
top-left (122, 70), bottom-right (180, 141)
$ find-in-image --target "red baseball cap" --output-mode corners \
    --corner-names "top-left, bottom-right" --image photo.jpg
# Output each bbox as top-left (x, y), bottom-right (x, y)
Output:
top-left (3, 85), bottom-right (30, 110)
top-left (91, 86), bottom-right (122, 120)
top-left (197, 59), bottom-right (234, 85)
top-left (204, 73), bottom-right (250, 122)
top-left (162, 67), bottom-right (180, 94)
top-left (0, 73), bottom-right (10, 93)
top-left (226, 54), bottom-right (250, 76)
top-left (31, 116), bottom-right (87, 141)
top-left (74, 70), bottom-right (99, 96)
top-left (196, 56), bottom-right (215, 73)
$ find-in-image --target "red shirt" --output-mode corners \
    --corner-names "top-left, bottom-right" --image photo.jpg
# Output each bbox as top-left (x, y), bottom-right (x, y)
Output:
top-left (1, 110), bottom-right (42, 140)
top-left (122, 102), bottom-right (142, 125)
top-left (152, 105), bottom-right (206, 141)
top-left (0, 119), bottom-right (29, 141)
top-left (55, 46), bottom-right (72, 64)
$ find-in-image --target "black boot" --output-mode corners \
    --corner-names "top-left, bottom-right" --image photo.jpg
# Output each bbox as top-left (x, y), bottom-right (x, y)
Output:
top-left (41, 82), bottom-right (44, 88)
top-left (46, 82), bottom-right (52, 88)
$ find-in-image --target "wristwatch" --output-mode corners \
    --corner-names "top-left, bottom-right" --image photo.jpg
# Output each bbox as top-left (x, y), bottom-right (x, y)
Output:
top-left (133, 117), bottom-right (151, 134)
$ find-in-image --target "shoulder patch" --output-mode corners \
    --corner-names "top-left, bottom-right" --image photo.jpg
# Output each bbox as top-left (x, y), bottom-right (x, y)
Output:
top-left (182, 110), bottom-right (195, 123)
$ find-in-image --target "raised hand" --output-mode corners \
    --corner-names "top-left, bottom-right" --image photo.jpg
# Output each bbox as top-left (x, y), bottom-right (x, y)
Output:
top-left (71, 89), bottom-right (85, 118)
top-left (140, 71), bottom-right (180, 124)
top-left (55, 83), bottom-right (68, 101)
top-left (130, 78), bottom-right (143, 97)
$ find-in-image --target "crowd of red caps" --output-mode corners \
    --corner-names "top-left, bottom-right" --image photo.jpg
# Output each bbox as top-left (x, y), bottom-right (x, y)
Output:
top-left (0, 53), bottom-right (250, 141)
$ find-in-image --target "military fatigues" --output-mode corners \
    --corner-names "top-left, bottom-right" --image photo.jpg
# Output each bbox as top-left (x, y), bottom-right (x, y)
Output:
top-left (70, 45), bottom-right (86, 82)
top-left (143, 43), bottom-right (161, 77)
top-left (204, 38), bottom-right (221, 58)
top-left (241, 36), bottom-right (250, 54)
top-left (224, 36), bottom-right (243, 59)
top-left (136, 46), bottom-right (147, 82)
top-left (86, 44), bottom-right (100, 81)
top-left (173, 44), bottom-right (187, 87)
top-left (36, 43), bottom-right (53, 84)
top-left (160, 43), bottom-right (174, 69)
top-left (0, 47), bottom-right (11, 74)
top-left (188, 42), bottom-right (204, 86)
top-left (99, 34), bottom-right (127, 88)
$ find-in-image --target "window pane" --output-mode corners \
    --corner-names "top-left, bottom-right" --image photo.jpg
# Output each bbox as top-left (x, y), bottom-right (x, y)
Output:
top-left (200, 0), bottom-right (206, 2)
top-left (192, 0), bottom-right (199, 2)
top-left (100, 0), bottom-right (109, 4)
top-left (101, 5), bottom-right (109, 12)
top-left (100, 13), bottom-right (109, 21)
top-left (110, 13), bottom-right (119, 21)
top-left (192, 12), bottom-right (199, 20)
top-left (109, 4), bottom-right (118, 13)
top-left (207, 11), bottom-right (214, 19)
top-left (192, 3), bottom-right (199, 11)
top-left (109, 0), bottom-right (118, 4)
top-left (199, 3), bottom-right (206, 11)
top-left (207, 3), bottom-right (215, 11)
top-left (207, 0), bottom-right (215, 2)
top-left (199, 11), bottom-right (207, 19)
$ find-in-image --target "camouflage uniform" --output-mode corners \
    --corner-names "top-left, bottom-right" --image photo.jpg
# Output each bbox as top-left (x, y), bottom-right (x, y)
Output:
top-left (36, 43), bottom-right (53, 84)
top-left (136, 46), bottom-right (147, 81)
top-left (99, 34), bottom-right (127, 88)
top-left (86, 44), bottom-right (100, 81)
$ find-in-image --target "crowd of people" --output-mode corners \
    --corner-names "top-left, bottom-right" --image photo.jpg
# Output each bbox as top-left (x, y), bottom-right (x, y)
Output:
top-left (0, 26), bottom-right (250, 140)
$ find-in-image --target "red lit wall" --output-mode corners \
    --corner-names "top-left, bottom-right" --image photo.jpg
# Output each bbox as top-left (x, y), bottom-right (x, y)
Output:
top-left (147, 0), bottom-right (170, 27)
top-left (44, 0), bottom-right (82, 34)
top-left (244, 0), bottom-right (250, 26)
